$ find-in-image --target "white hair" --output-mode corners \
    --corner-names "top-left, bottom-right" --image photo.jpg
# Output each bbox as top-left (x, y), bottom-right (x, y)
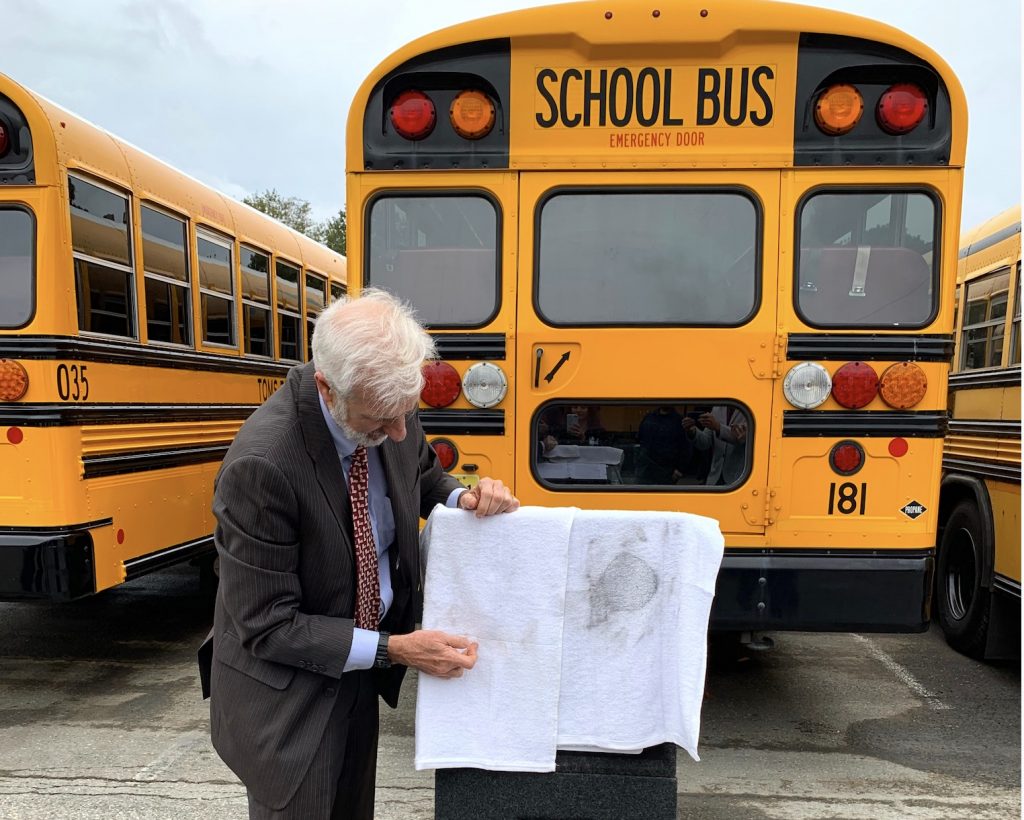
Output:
top-left (311, 288), bottom-right (435, 413)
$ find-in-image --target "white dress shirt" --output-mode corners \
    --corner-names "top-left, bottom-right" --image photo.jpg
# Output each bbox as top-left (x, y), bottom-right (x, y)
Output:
top-left (318, 394), bottom-right (463, 671)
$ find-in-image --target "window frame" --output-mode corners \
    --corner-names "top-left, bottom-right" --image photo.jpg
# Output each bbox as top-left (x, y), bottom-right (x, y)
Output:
top-left (793, 185), bottom-right (942, 330)
top-left (1010, 261), bottom-right (1022, 367)
top-left (305, 270), bottom-right (328, 361)
top-left (139, 202), bottom-right (192, 349)
top-left (239, 243), bottom-right (274, 359)
top-left (195, 226), bottom-right (237, 349)
top-left (530, 398), bottom-right (755, 493)
top-left (960, 265), bottom-right (1013, 372)
top-left (275, 257), bottom-right (304, 363)
top-left (363, 188), bottom-right (503, 330)
top-left (0, 204), bottom-right (37, 330)
top-left (68, 172), bottom-right (138, 341)
top-left (532, 185), bottom-right (764, 329)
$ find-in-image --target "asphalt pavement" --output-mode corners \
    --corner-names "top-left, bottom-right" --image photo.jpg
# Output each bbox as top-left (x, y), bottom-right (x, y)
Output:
top-left (0, 565), bottom-right (1018, 819)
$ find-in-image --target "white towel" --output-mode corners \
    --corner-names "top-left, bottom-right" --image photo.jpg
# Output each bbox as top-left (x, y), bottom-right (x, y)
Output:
top-left (555, 509), bottom-right (724, 762)
top-left (415, 505), bottom-right (576, 772)
top-left (415, 506), bottom-right (723, 771)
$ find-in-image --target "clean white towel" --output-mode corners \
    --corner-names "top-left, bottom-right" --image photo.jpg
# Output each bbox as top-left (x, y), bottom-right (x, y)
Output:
top-left (415, 506), bottom-right (723, 771)
top-left (415, 505), bottom-right (576, 772)
top-left (555, 509), bottom-right (724, 762)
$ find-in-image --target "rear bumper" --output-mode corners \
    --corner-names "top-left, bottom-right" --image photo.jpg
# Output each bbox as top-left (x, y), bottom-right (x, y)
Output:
top-left (0, 527), bottom-right (96, 601)
top-left (710, 549), bottom-right (933, 633)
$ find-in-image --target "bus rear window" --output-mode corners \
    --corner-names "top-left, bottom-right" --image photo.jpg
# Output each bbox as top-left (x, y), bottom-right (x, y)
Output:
top-left (536, 191), bottom-right (759, 326)
top-left (0, 208), bottom-right (33, 327)
top-left (797, 191), bottom-right (937, 328)
top-left (534, 402), bottom-right (751, 490)
top-left (367, 195), bottom-right (498, 327)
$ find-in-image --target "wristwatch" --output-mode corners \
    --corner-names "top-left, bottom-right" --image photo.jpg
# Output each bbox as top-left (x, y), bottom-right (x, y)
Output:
top-left (374, 631), bottom-right (391, 669)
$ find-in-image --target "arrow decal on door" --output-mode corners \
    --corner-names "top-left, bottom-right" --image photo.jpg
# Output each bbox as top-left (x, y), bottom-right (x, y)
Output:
top-left (544, 351), bottom-right (571, 383)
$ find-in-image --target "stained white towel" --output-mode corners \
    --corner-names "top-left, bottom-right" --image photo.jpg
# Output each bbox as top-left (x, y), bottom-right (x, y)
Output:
top-left (556, 509), bottom-right (724, 761)
top-left (415, 506), bottom-right (724, 771)
top-left (415, 505), bottom-right (576, 772)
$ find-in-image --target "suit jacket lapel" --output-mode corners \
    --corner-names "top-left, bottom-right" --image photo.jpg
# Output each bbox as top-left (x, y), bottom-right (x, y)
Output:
top-left (295, 363), bottom-right (352, 542)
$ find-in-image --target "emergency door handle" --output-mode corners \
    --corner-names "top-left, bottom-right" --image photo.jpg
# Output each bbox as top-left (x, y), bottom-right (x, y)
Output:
top-left (534, 348), bottom-right (544, 388)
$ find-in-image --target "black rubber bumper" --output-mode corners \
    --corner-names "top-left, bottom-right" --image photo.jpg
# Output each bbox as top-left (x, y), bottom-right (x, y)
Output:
top-left (710, 549), bottom-right (934, 633)
top-left (0, 527), bottom-right (96, 601)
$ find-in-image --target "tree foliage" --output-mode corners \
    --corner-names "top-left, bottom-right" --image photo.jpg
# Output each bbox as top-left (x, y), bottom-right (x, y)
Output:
top-left (242, 189), bottom-right (346, 256)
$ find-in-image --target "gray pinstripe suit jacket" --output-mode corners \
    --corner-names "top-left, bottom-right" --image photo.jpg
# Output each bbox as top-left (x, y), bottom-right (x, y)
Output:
top-left (208, 362), bottom-right (460, 809)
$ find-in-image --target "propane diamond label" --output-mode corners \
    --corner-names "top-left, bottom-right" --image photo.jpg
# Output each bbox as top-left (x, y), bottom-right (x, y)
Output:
top-left (900, 501), bottom-right (927, 520)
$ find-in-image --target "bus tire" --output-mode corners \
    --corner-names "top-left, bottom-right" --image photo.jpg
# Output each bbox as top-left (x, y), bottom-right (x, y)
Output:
top-left (936, 500), bottom-right (990, 659)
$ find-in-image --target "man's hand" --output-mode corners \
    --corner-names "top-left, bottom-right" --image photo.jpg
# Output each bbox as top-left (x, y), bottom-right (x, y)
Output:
top-left (458, 477), bottom-right (520, 517)
top-left (388, 630), bottom-right (478, 678)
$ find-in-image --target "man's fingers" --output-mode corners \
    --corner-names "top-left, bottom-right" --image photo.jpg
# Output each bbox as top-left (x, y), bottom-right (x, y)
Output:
top-left (445, 633), bottom-right (473, 650)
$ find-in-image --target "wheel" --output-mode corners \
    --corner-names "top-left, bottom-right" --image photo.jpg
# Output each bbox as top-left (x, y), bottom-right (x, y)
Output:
top-left (199, 553), bottom-right (220, 596)
top-left (936, 500), bottom-right (990, 659)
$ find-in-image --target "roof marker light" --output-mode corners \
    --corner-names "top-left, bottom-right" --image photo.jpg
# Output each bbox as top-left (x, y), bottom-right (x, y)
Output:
top-left (877, 83), bottom-right (928, 135)
top-left (814, 84), bottom-right (863, 136)
top-left (450, 90), bottom-right (495, 140)
top-left (390, 90), bottom-right (436, 140)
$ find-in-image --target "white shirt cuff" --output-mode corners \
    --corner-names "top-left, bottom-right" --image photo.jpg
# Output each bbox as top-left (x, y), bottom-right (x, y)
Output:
top-left (344, 628), bottom-right (379, 672)
top-left (446, 487), bottom-right (467, 508)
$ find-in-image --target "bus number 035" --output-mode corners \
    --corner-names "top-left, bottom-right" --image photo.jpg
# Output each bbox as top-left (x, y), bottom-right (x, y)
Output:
top-left (56, 363), bottom-right (89, 401)
top-left (828, 482), bottom-right (867, 515)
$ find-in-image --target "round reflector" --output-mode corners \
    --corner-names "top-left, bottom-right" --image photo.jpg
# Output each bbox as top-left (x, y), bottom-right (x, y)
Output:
top-left (0, 359), bottom-right (29, 401)
top-left (888, 437), bottom-right (909, 457)
top-left (0, 123), bottom-right (9, 157)
top-left (814, 84), bottom-right (864, 135)
top-left (450, 90), bottom-right (495, 140)
top-left (462, 362), bottom-right (507, 409)
top-left (877, 83), bottom-right (927, 135)
top-left (389, 90), bottom-right (436, 140)
top-left (783, 362), bottom-right (832, 409)
top-left (430, 438), bottom-right (459, 472)
top-left (830, 440), bottom-right (865, 476)
top-left (831, 361), bottom-right (878, 409)
top-left (6, 427), bottom-right (23, 445)
top-left (421, 361), bottom-right (462, 408)
top-left (878, 362), bottom-right (928, 408)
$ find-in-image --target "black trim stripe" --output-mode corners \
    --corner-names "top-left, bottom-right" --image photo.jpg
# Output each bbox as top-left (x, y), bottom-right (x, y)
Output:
top-left (959, 221), bottom-right (1021, 259)
top-left (83, 444), bottom-right (231, 478)
top-left (1, 403), bottom-right (258, 427)
top-left (123, 535), bottom-right (215, 581)
top-left (942, 456), bottom-right (1021, 484)
top-left (0, 335), bottom-right (296, 377)
top-left (947, 419), bottom-right (1021, 439)
top-left (782, 410), bottom-right (947, 437)
top-left (787, 333), bottom-right (954, 362)
top-left (430, 333), bottom-right (506, 360)
top-left (0, 518), bottom-right (112, 534)
top-left (949, 368), bottom-right (1022, 389)
top-left (420, 409), bottom-right (504, 436)
top-left (993, 574), bottom-right (1022, 599)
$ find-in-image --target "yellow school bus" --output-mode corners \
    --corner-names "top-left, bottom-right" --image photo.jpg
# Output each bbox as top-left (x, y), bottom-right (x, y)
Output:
top-left (346, 0), bottom-right (966, 633)
top-left (938, 205), bottom-right (1020, 658)
top-left (0, 73), bottom-right (346, 600)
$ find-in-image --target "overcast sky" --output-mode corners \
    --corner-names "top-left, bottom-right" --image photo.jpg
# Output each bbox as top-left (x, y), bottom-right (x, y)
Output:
top-left (6, 0), bottom-right (1021, 230)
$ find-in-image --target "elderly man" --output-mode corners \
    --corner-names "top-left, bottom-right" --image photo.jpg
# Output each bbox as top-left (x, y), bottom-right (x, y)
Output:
top-left (208, 288), bottom-right (518, 819)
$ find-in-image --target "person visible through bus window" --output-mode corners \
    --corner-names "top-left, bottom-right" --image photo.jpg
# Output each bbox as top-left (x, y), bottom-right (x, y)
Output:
top-left (206, 288), bottom-right (519, 820)
top-left (683, 406), bottom-right (748, 486)
top-left (636, 405), bottom-right (693, 485)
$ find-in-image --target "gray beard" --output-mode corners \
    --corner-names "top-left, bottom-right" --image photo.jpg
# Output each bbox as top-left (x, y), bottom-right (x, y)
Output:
top-left (329, 400), bottom-right (387, 448)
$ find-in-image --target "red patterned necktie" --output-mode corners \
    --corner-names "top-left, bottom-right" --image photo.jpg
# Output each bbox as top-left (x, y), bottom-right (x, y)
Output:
top-left (348, 445), bottom-right (380, 630)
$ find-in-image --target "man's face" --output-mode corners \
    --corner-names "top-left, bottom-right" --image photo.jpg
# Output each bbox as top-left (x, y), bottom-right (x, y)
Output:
top-left (316, 373), bottom-right (416, 447)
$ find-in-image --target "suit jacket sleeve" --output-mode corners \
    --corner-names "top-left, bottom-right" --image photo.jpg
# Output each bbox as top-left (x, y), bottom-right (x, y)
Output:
top-left (414, 413), bottom-right (462, 519)
top-left (213, 454), bottom-right (354, 678)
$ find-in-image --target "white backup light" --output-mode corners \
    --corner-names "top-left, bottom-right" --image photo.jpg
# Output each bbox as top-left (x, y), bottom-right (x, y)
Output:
top-left (462, 362), bottom-right (507, 408)
top-left (783, 362), bottom-right (832, 409)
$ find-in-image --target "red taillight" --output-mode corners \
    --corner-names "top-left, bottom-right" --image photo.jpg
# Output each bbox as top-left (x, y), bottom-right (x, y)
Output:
top-left (390, 90), bottom-right (436, 140)
top-left (0, 123), bottom-right (8, 157)
top-left (877, 83), bottom-right (927, 135)
top-left (830, 440), bottom-right (864, 475)
top-left (831, 362), bottom-right (878, 409)
top-left (430, 438), bottom-right (458, 472)
top-left (421, 361), bottom-right (461, 408)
